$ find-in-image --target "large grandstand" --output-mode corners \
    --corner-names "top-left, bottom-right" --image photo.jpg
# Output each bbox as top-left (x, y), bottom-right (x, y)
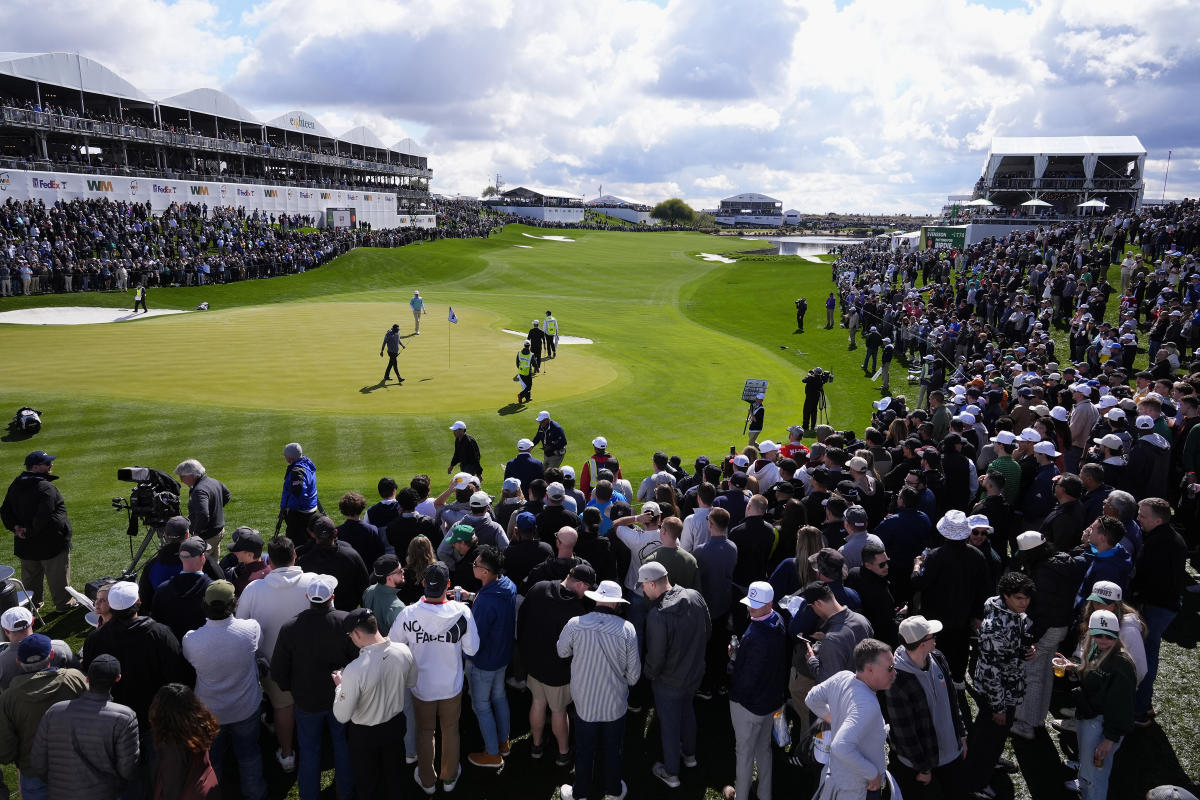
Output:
top-left (0, 52), bottom-right (433, 229)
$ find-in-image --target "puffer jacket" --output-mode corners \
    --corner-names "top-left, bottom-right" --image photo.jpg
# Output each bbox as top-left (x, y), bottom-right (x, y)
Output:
top-left (29, 690), bottom-right (140, 800)
top-left (0, 471), bottom-right (72, 560)
top-left (0, 667), bottom-right (89, 772)
top-left (1125, 434), bottom-right (1170, 500)
top-left (643, 586), bottom-right (711, 692)
top-left (973, 595), bottom-right (1032, 711)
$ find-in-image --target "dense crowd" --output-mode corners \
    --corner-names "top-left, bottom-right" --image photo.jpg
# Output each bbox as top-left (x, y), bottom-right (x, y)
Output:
top-left (1, 202), bottom-right (1199, 800)
top-left (0, 198), bottom-right (503, 297)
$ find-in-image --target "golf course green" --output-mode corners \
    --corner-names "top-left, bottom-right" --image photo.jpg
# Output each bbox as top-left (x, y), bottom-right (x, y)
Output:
top-left (0, 226), bottom-right (873, 579)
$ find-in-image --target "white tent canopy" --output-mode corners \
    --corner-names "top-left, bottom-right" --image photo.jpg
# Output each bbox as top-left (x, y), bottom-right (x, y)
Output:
top-left (966, 198), bottom-right (995, 206)
top-left (338, 125), bottom-right (386, 149)
top-left (1021, 198), bottom-right (1052, 207)
top-left (1077, 199), bottom-right (1108, 208)
top-left (264, 110), bottom-right (332, 138)
top-left (391, 137), bottom-right (426, 158)
top-left (0, 51), bottom-right (152, 102)
top-left (988, 136), bottom-right (1147, 158)
top-left (159, 88), bottom-right (260, 125)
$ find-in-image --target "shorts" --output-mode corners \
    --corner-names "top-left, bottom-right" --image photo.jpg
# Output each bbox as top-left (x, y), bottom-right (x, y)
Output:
top-left (263, 674), bottom-right (294, 709)
top-left (527, 676), bottom-right (571, 712)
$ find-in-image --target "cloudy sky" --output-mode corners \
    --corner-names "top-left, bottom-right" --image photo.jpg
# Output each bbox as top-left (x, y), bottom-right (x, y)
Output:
top-left (5, 0), bottom-right (1198, 213)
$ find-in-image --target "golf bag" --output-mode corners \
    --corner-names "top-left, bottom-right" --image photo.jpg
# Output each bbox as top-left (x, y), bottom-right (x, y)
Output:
top-left (9, 407), bottom-right (41, 435)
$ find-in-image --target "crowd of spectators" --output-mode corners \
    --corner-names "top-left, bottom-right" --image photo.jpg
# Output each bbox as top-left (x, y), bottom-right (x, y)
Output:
top-left (1, 200), bottom-right (1198, 800)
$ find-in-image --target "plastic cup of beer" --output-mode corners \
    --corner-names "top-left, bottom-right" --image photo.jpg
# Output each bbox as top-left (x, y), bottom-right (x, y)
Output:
top-left (1052, 656), bottom-right (1071, 678)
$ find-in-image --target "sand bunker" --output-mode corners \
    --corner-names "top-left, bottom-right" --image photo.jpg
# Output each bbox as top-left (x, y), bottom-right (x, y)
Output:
top-left (501, 328), bottom-right (593, 344)
top-left (514, 245), bottom-right (534, 249)
top-left (0, 306), bottom-right (192, 325)
top-left (697, 253), bottom-right (737, 264)
top-left (521, 233), bottom-right (575, 242)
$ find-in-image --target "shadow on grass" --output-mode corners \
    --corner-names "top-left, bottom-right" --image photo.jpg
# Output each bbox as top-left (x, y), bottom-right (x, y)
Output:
top-left (0, 429), bottom-right (38, 443)
top-left (497, 403), bottom-right (528, 416)
top-left (359, 380), bottom-right (396, 394)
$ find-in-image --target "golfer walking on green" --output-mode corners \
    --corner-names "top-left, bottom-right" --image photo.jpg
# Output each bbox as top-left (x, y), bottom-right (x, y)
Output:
top-left (381, 324), bottom-right (405, 383)
top-left (410, 291), bottom-right (427, 334)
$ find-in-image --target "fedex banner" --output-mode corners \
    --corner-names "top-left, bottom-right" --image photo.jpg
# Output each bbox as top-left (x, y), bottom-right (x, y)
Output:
top-left (0, 168), bottom-right (436, 230)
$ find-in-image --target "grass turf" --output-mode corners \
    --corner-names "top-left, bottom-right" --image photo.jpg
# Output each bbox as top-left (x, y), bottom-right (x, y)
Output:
top-left (0, 226), bottom-right (1194, 799)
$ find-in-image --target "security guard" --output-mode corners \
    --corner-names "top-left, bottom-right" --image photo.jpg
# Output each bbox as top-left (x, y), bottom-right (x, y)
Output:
top-left (543, 310), bottom-right (559, 359)
top-left (517, 340), bottom-right (534, 404)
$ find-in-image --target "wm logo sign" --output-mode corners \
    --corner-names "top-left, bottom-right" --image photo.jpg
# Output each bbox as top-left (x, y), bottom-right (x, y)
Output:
top-left (190, 186), bottom-right (209, 196)
top-left (264, 189), bottom-right (279, 198)
top-left (86, 179), bottom-right (113, 192)
top-left (320, 192), bottom-right (332, 199)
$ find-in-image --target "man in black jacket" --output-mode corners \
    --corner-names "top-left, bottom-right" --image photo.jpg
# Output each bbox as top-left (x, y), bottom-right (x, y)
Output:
top-left (532, 411), bottom-right (568, 469)
top-left (846, 543), bottom-right (898, 646)
top-left (384, 488), bottom-right (442, 557)
top-left (447, 421), bottom-right (483, 478)
top-left (1039, 472), bottom-right (1085, 552)
top-left (1, 451), bottom-right (73, 612)
top-left (150, 536), bottom-right (214, 642)
top-left (272, 574), bottom-right (359, 800)
top-left (82, 580), bottom-right (192, 792)
top-left (174, 458), bottom-right (230, 554)
top-left (297, 516), bottom-right (369, 613)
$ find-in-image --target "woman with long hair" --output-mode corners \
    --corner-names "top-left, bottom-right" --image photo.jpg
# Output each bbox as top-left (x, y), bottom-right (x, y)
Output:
top-left (654, 484), bottom-right (681, 520)
top-left (401, 535), bottom-right (436, 605)
top-left (770, 498), bottom-right (808, 575)
top-left (768, 525), bottom-right (823, 599)
top-left (1056, 610), bottom-right (1138, 799)
top-left (150, 683), bottom-right (221, 800)
top-left (1070, 580), bottom-right (1147, 688)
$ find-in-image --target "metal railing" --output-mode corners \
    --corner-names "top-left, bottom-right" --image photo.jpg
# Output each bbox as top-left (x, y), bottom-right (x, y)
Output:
top-left (1, 106), bottom-right (432, 178)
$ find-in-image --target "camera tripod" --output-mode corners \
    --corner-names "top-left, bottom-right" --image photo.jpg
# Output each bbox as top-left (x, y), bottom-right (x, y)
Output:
top-left (816, 388), bottom-right (831, 427)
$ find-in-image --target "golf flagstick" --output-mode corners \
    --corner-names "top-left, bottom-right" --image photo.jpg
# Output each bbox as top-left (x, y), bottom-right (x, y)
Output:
top-left (448, 306), bottom-right (458, 368)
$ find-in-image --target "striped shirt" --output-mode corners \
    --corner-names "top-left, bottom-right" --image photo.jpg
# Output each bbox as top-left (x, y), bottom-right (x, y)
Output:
top-left (556, 609), bottom-right (640, 722)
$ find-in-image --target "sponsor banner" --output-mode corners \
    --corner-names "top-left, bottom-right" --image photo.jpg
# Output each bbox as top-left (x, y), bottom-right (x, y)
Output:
top-left (0, 167), bottom-right (425, 229)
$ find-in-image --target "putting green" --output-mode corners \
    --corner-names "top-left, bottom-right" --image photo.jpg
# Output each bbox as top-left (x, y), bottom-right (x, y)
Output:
top-left (0, 301), bottom-right (617, 412)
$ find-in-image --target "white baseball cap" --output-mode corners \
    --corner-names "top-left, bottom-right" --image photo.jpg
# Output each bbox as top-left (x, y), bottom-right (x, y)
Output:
top-left (1019, 428), bottom-right (1042, 443)
top-left (1094, 433), bottom-right (1124, 450)
top-left (536, 410), bottom-right (551, 422)
top-left (0, 607), bottom-right (33, 632)
top-left (758, 440), bottom-right (779, 454)
top-left (592, 436), bottom-right (608, 449)
top-left (1050, 406), bottom-right (1069, 422)
top-left (1033, 441), bottom-right (1061, 458)
top-left (1135, 415), bottom-right (1156, 430)
top-left (740, 581), bottom-right (775, 610)
top-left (449, 420), bottom-right (467, 431)
top-left (732, 454), bottom-right (750, 468)
top-left (306, 574), bottom-right (339, 603)
top-left (1087, 581), bottom-right (1123, 605)
top-left (990, 431), bottom-right (1018, 445)
top-left (1106, 408), bottom-right (1125, 422)
top-left (517, 438), bottom-right (534, 452)
top-left (898, 615), bottom-right (943, 646)
top-left (1088, 609), bottom-right (1120, 638)
top-left (1016, 531), bottom-right (1045, 551)
top-left (107, 581), bottom-right (141, 611)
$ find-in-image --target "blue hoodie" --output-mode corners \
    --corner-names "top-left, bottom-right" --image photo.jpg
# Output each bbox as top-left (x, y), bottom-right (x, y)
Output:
top-left (730, 609), bottom-right (788, 716)
top-left (470, 575), bottom-right (517, 671)
top-left (281, 456), bottom-right (318, 512)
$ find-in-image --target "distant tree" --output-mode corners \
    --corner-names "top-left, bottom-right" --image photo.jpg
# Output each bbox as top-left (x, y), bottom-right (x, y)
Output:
top-left (481, 185), bottom-right (499, 198)
top-left (651, 198), bottom-right (696, 226)
top-left (693, 212), bottom-right (716, 227)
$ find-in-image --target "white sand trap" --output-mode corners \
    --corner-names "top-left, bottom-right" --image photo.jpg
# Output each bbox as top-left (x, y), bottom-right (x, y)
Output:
top-left (514, 245), bottom-right (534, 249)
top-left (501, 328), bottom-right (593, 344)
top-left (521, 233), bottom-right (575, 242)
top-left (697, 252), bottom-right (737, 263)
top-left (803, 255), bottom-right (825, 263)
top-left (0, 306), bottom-right (193, 325)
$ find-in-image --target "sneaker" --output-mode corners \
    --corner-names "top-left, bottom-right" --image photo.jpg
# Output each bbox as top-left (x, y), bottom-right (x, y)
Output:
top-left (555, 749), bottom-right (573, 768)
top-left (1065, 778), bottom-right (1081, 793)
top-left (442, 765), bottom-right (462, 792)
top-left (652, 762), bottom-right (681, 789)
top-left (530, 741), bottom-right (545, 760)
top-left (499, 739), bottom-right (512, 757)
top-left (694, 688), bottom-right (713, 701)
top-left (1010, 722), bottom-right (1035, 740)
top-left (275, 748), bottom-right (295, 772)
top-left (682, 754), bottom-right (698, 768)
top-left (413, 766), bottom-right (436, 796)
top-left (995, 756), bottom-right (1018, 774)
top-left (468, 751), bottom-right (504, 768)
top-left (604, 780), bottom-right (628, 800)
top-left (1052, 718), bottom-right (1078, 733)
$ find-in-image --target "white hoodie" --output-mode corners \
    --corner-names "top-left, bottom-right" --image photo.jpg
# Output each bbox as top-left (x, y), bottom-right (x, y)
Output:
top-left (236, 565), bottom-right (317, 662)
top-left (390, 599), bottom-right (479, 701)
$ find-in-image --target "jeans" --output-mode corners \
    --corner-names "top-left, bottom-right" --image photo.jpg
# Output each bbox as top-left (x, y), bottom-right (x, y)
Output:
top-left (730, 700), bottom-right (773, 800)
top-left (19, 774), bottom-right (48, 800)
top-left (466, 662), bottom-right (510, 755)
top-left (210, 712), bottom-right (267, 800)
top-left (1136, 604), bottom-right (1177, 715)
top-left (1015, 625), bottom-right (1067, 730)
top-left (294, 707), bottom-right (353, 800)
top-left (652, 682), bottom-right (696, 777)
top-left (863, 348), bottom-right (878, 373)
top-left (965, 702), bottom-right (1013, 792)
top-left (1076, 715), bottom-right (1120, 800)
top-left (574, 717), bottom-right (625, 800)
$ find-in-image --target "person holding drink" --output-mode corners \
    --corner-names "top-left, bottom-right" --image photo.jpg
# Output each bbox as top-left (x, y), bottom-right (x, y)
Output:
top-left (1053, 609), bottom-right (1138, 798)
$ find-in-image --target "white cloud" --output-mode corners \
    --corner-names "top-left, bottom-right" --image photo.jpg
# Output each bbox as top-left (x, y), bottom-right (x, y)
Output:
top-left (5, 0), bottom-right (1199, 210)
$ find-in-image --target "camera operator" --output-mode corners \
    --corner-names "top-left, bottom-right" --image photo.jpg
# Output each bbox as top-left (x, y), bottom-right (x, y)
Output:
top-left (1, 450), bottom-right (74, 613)
top-left (802, 368), bottom-right (831, 432)
top-left (174, 459), bottom-right (231, 555)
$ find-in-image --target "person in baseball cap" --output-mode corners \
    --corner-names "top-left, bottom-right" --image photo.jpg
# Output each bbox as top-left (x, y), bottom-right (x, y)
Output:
top-left (0, 606), bottom-right (77, 691)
